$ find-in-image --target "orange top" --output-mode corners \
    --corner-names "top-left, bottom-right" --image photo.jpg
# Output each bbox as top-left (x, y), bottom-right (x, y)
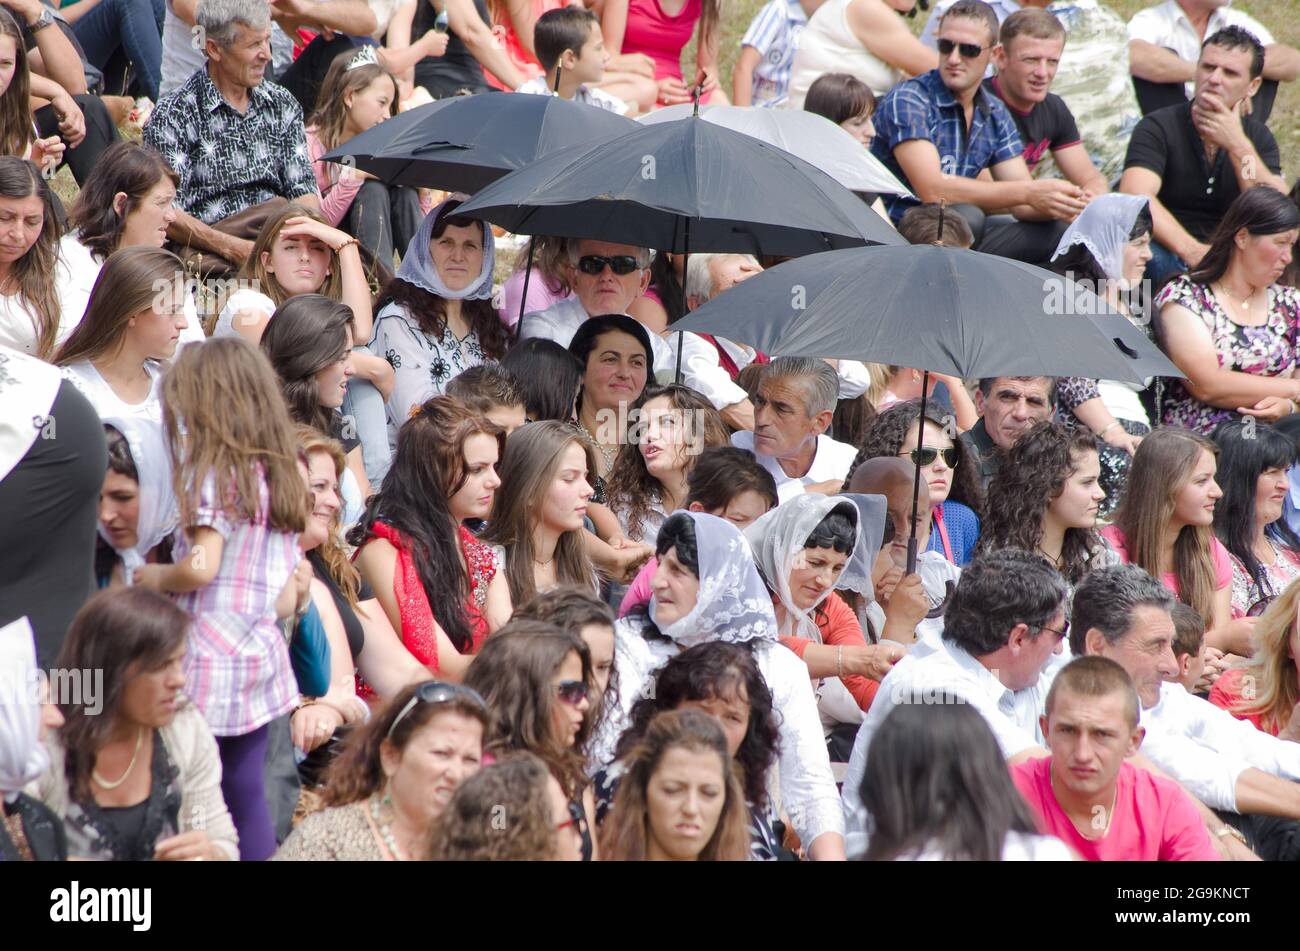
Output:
top-left (779, 592), bottom-right (878, 711)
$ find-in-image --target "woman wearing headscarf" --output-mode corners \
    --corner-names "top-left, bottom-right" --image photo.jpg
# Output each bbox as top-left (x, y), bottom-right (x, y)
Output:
top-left (369, 196), bottom-right (510, 442)
top-left (1050, 193), bottom-right (1155, 516)
top-left (0, 618), bottom-right (66, 861)
top-left (96, 416), bottom-right (178, 588)
top-left (601, 511), bottom-right (847, 860)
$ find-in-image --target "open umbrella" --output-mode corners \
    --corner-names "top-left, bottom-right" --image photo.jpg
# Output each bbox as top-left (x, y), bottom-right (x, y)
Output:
top-left (637, 104), bottom-right (912, 197)
top-left (673, 242), bottom-right (1183, 572)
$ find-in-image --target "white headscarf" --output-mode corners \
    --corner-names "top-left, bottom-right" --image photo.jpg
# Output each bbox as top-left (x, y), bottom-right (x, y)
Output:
top-left (99, 415), bottom-right (178, 576)
top-left (649, 511), bottom-right (778, 649)
top-left (396, 194), bottom-right (496, 301)
top-left (746, 494), bottom-right (887, 641)
top-left (1051, 193), bottom-right (1150, 284)
top-left (0, 617), bottom-right (49, 801)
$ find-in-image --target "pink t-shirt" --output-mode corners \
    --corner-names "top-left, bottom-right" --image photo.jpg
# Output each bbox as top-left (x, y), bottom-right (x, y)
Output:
top-left (623, 0), bottom-right (701, 83)
top-left (1012, 758), bottom-right (1219, 861)
top-left (500, 267), bottom-right (572, 329)
top-left (1099, 524), bottom-right (1232, 598)
top-left (619, 556), bottom-right (657, 618)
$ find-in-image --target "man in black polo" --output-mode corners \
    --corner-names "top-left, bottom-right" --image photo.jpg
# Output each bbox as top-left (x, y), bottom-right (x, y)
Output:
top-left (1118, 25), bottom-right (1285, 283)
top-left (961, 376), bottom-right (1056, 490)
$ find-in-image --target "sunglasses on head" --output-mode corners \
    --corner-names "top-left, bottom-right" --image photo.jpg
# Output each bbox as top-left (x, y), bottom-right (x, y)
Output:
top-left (938, 38), bottom-right (990, 59)
top-left (555, 679), bottom-right (590, 706)
top-left (901, 447), bottom-right (959, 468)
top-left (577, 254), bottom-right (641, 276)
top-left (387, 681), bottom-right (488, 738)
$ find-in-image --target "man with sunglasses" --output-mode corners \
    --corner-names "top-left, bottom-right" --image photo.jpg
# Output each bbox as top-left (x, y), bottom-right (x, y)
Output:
top-left (961, 375), bottom-right (1056, 489)
top-left (871, 0), bottom-right (1088, 265)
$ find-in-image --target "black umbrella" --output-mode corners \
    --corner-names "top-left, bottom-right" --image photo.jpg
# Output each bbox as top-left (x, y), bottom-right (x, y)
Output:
top-left (673, 243), bottom-right (1183, 572)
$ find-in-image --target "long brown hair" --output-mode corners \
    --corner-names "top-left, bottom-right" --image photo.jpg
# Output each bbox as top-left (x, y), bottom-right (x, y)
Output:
top-left (0, 8), bottom-right (33, 159)
top-left (295, 423), bottom-right (359, 606)
top-left (259, 294), bottom-right (354, 434)
top-left (308, 47), bottom-right (398, 153)
top-left (1228, 577), bottom-right (1300, 734)
top-left (0, 156), bottom-right (62, 359)
top-left (480, 420), bottom-right (598, 605)
top-left (1113, 427), bottom-right (1220, 625)
top-left (462, 618), bottom-right (593, 799)
top-left (160, 337), bottom-right (308, 534)
top-left (55, 247), bottom-right (184, 366)
top-left (426, 752), bottom-right (557, 860)
top-left (70, 141), bottom-right (179, 260)
top-left (53, 587), bottom-right (192, 800)
top-left (241, 202), bottom-right (344, 306)
top-left (598, 709), bottom-right (750, 862)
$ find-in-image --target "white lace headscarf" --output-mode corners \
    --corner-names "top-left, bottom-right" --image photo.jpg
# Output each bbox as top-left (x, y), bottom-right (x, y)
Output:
top-left (649, 511), bottom-right (778, 649)
top-left (99, 416), bottom-right (179, 577)
top-left (0, 617), bottom-right (49, 801)
top-left (1051, 193), bottom-right (1150, 286)
top-left (745, 494), bottom-right (887, 641)
top-left (396, 194), bottom-right (496, 301)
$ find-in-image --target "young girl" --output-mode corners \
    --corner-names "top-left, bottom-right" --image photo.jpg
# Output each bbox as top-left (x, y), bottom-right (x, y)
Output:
top-left (803, 72), bottom-right (877, 148)
top-left (134, 338), bottom-right (311, 861)
top-left (306, 47), bottom-right (427, 267)
top-left (604, 0), bottom-right (729, 106)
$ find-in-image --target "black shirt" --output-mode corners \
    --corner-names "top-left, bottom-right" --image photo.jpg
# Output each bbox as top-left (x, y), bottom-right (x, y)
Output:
top-left (412, 0), bottom-right (495, 98)
top-left (982, 77), bottom-right (1081, 174)
top-left (1123, 101), bottom-right (1282, 242)
top-left (308, 549), bottom-right (373, 661)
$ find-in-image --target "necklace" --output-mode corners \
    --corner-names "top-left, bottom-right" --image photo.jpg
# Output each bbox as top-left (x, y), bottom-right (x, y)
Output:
top-left (596, 442), bottom-right (617, 474)
top-left (1051, 771), bottom-right (1117, 840)
top-left (369, 794), bottom-right (410, 861)
top-left (533, 553), bottom-right (555, 567)
top-left (92, 727), bottom-right (145, 790)
top-left (1215, 280), bottom-right (1261, 314)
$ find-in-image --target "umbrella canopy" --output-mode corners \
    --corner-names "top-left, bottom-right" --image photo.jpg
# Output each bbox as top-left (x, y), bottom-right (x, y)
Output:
top-left (637, 104), bottom-right (912, 197)
top-left (320, 93), bottom-right (639, 192)
top-left (672, 244), bottom-right (1182, 384)
top-left (455, 116), bottom-right (904, 255)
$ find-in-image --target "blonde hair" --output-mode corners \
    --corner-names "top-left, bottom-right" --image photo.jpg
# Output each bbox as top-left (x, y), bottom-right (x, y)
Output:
top-left (1229, 577), bottom-right (1300, 733)
top-left (241, 203), bottom-right (345, 307)
top-left (295, 423), bottom-right (359, 606)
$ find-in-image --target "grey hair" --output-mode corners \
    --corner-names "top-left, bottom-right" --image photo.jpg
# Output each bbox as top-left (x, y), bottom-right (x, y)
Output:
top-left (763, 356), bottom-right (838, 417)
top-left (197, 0), bottom-right (271, 50)
top-left (684, 253), bottom-right (759, 307)
top-left (1069, 563), bottom-right (1175, 656)
top-left (566, 241), bottom-right (653, 269)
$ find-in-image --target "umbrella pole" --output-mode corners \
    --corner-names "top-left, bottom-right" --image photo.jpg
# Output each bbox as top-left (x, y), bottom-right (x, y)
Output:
top-left (515, 236), bottom-right (537, 342)
top-left (674, 219), bottom-right (690, 384)
top-left (907, 370), bottom-right (931, 576)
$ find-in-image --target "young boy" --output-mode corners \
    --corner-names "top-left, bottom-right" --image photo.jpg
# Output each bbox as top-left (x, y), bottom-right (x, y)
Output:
top-left (732, 0), bottom-right (825, 108)
top-left (445, 365), bottom-right (527, 435)
top-left (1170, 602), bottom-right (1218, 698)
top-left (516, 7), bottom-right (630, 116)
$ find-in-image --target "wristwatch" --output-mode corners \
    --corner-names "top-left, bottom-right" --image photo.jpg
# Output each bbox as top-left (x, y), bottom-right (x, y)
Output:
top-left (29, 7), bottom-right (55, 31)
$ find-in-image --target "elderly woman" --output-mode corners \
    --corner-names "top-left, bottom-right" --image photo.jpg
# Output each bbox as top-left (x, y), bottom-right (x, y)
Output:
top-left (1156, 187), bottom-right (1300, 436)
top-left (274, 681), bottom-right (490, 860)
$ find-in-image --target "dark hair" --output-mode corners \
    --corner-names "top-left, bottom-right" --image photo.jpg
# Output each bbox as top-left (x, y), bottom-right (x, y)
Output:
top-left (803, 72), bottom-right (876, 125)
top-left (1044, 655), bottom-right (1140, 730)
top-left (897, 203), bottom-right (976, 248)
top-left (861, 702), bottom-right (1040, 860)
top-left (649, 251), bottom-right (686, 325)
top-left (1211, 419), bottom-right (1300, 591)
top-left (978, 421), bottom-right (1104, 584)
top-left (1202, 24), bottom-right (1265, 80)
top-left (654, 511), bottom-right (699, 576)
top-left (444, 363), bottom-right (524, 413)
top-left (103, 424), bottom-right (138, 481)
top-left (942, 549), bottom-right (1066, 656)
top-left (348, 397), bottom-right (505, 653)
top-left (1050, 202), bottom-right (1153, 285)
top-left (806, 508), bottom-right (857, 554)
top-left (500, 338), bottom-right (582, 422)
top-left (568, 314), bottom-right (653, 373)
top-left (1170, 602), bottom-right (1206, 660)
top-left (976, 375), bottom-right (1059, 406)
top-left (54, 588), bottom-right (191, 800)
top-left (259, 293), bottom-right (354, 435)
top-left (613, 641), bottom-right (779, 810)
top-left (0, 157), bottom-right (62, 359)
top-left (1069, 563), bottom-right (1176, 656)
top-left (379, 200), bottom-right (507, 360)
top-left (940, 0), bottom-right (1000, 44)
top-left (845, 399), bottom-right (983, 513)
top-left (426, 751), bottom-right (557, 860)
top-left (0, 8), bottom-right (33, 159)
top-left (462, 618), bottom-right (594, 798)
top-left (685, 446), bottom-right (779, 512)
top-left (70, 142), bottom-right (179, 260)
top-left (1188, 187), bottom-right (1300, 287)
top-left (533, 5), bottom-right (599, 72)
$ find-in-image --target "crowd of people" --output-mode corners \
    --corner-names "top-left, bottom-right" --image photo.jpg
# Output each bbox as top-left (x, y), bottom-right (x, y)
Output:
top-left (0, 0), bottom-right (1298, 864)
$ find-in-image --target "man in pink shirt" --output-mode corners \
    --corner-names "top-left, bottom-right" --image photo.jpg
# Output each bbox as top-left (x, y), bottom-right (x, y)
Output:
top-left (1012, 655), bottom-right (1219, 861)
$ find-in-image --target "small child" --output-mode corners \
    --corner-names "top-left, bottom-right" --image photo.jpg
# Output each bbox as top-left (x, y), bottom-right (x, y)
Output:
top-left (733, 0), bottom-right (824, 108)
top-left (898, 203), bottom-right (977, 249)
top-left (445, 364), bottom-right (528, 435)
top-left (1171, 602), bottom-right (1214, 696)
top-left (516, 7), bottom-right (629, 116)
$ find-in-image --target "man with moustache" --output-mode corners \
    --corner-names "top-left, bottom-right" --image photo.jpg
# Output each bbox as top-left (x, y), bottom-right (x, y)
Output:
top-left (960, 375), bottom-right (1056, 490)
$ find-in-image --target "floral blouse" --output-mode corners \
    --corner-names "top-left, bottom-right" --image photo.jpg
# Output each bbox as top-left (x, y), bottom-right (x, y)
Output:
top-left (1228, 538), bottom-right (1300, 618)
top-left (1156, 276), bottom-right (1300, 436)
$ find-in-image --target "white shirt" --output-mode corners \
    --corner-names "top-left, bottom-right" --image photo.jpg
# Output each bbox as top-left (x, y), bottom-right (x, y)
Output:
top-left (60, 361), bottom-right (163, 425)
top-left (0, 249), bottom-right (91, 357)
top-left (1127, 1), bottom-right (1275, 101)
top-left (516, 77), bottom-right (630, 115)
top-left (731, 429), bottom-right (858, 503)
top-left (213, 288), bottom-right (276, 341)
top-left (903, 830), bottom-right (1075, 861)
top-left (1138, 680), bottom-right (1300, 813)
top-left (787, 0), bottom-right (904, 104)
top-left (841, 637), bottom-right (1051, 858)
top-left (600, 619), bottom-right (845, 849)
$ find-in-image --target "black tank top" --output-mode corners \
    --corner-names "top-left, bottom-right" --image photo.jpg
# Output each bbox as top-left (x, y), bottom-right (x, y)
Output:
top-left (412, 0), bottom-right (495, 98)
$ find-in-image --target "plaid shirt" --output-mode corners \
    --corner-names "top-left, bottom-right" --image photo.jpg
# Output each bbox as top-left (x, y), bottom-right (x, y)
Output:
top-left (174, 472), bottom-right (300, 737)
top-left (739, 0), bottom-right (807, 107)
top-left (870, 69), bottom-right (1023, 223)
top-left (144, 67), bottom-right (319, 224)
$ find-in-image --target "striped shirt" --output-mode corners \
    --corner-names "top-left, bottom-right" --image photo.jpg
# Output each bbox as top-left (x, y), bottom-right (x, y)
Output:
top-left (739, 0), bottom-right (808, 107)
top-left (174, 470), bottom-right (300, 737)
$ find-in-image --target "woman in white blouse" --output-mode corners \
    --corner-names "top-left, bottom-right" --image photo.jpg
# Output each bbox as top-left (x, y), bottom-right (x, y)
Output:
top-left (54, 248), bottom-right (190, 425)
top-left (601, 510), bottom-right (848, 860)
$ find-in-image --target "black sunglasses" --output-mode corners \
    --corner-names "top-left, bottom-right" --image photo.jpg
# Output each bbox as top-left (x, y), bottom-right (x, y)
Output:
top-left (901, 447), bottom-right (959, 468)
top-left (577, 254), bottom-right (641, 276)
top-left (1040, 619), bottom-right (1071, 641)
top-left (556, 679), bottom-right (590, 706)
top-left (558, 797), bottom-right (594, 862)
top-left (938, 38), bottom-right (990, 58)
top-left (387, 681), bottom-right (488, 738)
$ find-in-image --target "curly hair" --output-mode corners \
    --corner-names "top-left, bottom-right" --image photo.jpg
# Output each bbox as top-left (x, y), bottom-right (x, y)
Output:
top-left (844, 399), bottom-right (983, 514)
top-left (426, 752), bottom-right (557, 860)
top-left (612, 641), bottom-right (779, 812)
top-left (978, 421), bottom-right (1103, 584)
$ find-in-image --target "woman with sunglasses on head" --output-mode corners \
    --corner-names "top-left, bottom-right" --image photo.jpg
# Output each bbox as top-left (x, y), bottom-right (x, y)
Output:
top-left (605, 511), bottom-right (847, 860)
top-left (1209, 578), bottom-right (1300, 739)
top-left (1211, 420), bottom-right (1300, 622)
top-left (847, 400), bottom-right (983, 566)
top-left (274, 680), bottom-right (489, 861)
top-left (463, 619), bottom-right (600, 860)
